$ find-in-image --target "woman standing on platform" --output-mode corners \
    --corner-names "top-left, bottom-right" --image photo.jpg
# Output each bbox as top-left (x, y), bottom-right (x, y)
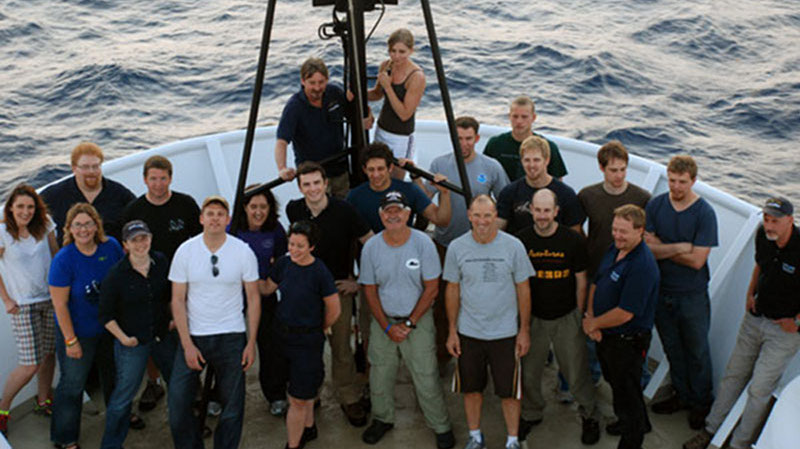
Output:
top-left (262, 221), bottom-right (340, 449)
top-left (228, 188), bottom-right (289, 416)
top-left (368, 28), bottom-right (427, 179)
top-left (98, 220), bottom-right (176, 449)
top-left (0, 184), bottom-right (58, 436)
top-left (49, 203), bottom-right (124, 449)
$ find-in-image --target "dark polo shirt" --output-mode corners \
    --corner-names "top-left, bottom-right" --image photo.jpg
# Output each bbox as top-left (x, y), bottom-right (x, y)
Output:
top-left (286, 196), bottom-right (370, 280)
top-left (754, 224), bottom-right (800, 319)
top-left (593, 240), bottom-right (659, 335)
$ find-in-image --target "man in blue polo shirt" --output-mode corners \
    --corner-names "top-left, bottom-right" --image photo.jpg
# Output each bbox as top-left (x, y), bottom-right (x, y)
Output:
top-left (275, 57), bottom-right (373, 199)
top-left (583, 204), bottom-right (659, 449)
top-left (644, 155), bottom-right (718, 429)
top-left (347, 143), bottom-right (451, 233)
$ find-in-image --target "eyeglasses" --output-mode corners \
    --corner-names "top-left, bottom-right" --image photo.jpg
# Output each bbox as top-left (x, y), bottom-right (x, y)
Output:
top-left (211, 254), bottom-right (219, 277)
top-left (71, 221), bottom-right (97, 230)
top-left (76, 164), bottom-right (101, 172)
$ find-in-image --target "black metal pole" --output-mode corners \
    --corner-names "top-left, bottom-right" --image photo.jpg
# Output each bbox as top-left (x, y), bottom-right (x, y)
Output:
top-left (419, 0), bottom-right (472, 205)
top-left (230, 0), bottom-right (278, 232)
top-left (345, 0), bottom-right (370, 183)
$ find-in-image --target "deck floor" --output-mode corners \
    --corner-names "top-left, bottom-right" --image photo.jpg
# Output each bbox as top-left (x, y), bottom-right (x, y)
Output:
top-left (3, 352), bottom-right (697, 449)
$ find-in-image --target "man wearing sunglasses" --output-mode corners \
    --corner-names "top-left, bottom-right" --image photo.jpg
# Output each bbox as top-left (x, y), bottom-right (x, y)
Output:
top-left (167, 195), bottom-right (261, 449)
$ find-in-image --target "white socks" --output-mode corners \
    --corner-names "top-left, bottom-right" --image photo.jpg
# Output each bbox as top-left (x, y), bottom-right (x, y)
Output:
top-left (506, 435), bottom-right (519, 447)
top-left (469, 429), bottom-right (483, 442)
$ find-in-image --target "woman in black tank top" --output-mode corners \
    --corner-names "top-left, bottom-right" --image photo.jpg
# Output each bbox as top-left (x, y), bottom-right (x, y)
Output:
top-left (368, 28), bottom-right (427, 179)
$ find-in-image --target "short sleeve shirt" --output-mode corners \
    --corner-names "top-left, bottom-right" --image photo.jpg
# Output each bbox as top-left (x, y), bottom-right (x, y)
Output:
top-left (287, 196), bottom-right (370, 279)
top-left (443, 231), bottom-right (534, 340)
top-left (753, 225), bottom-right (800, 319)
top-left (276, 84), bottom-right (349, 175)
top-left (235, 225), bottom-right (288, 280)
top-left (346, 179), bottom-right (432, 232)
top-left (120, 191), bottom-right (202, 261)
top-left (270, 255), bottom-right (337, 328)
top-left (425, 153), bottom-right (510, 247)
top-left (645, 194), bottom-right (718, 295)
top-left (497, 177), bottom-right (585, 234)
top-left (592, 241), bottom-right (659, 334)
top-left (48, 238), bottom-right (125, 338)
top-left (0, 219), bottom-right (55, 305)
top-left (169, 235), bottom-right (259, 336)
top-left (482, 131), bottom-right (568, 180)
top-left (359, 229), bottom-right (441, 317)
top-left (515, 225), bottom-right (588, 320)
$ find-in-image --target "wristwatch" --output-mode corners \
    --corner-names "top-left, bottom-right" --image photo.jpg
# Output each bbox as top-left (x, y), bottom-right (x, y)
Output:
top-left (404, 319), bottom-right (417, 329)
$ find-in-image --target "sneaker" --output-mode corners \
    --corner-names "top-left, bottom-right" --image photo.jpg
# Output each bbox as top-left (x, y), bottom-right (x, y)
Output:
top-left (581, 417), bottom-right (601, 445)
top-left (518, 417), bottom-right (542, 442)
top-left (688, 406), bottom-right (710, 430)
top-left (340, 401), bottom-right (367, 427)
top-left (606, 419), bottom-right (651, 436)
top-left (362, 419), bottom-right (394, 444)
top-left (302, 424), bottom-right (318, 444)
top-left (207, 401), bottom-right (222, 417)
top-left (556, 390), bottom-right (574, 404)
top-left (435, 430), bottom-right (455, 449)
top-left (129, 413), bottom-right (146, 430)
top-left (505, 441), bottom-right (520, 449)
top-left (138, 380), bottom-right (165, 412)
top-left (270, 400), bottom-right (289, 417)
top-left (682, 429), bottom-right (713, 449)
top-left (462, 434), bottom-right (486, 449)
top-left (34, 398), bottom-right (53, 416)
top-left (0, 412), bottom-right (8, 436)
top-left (651, 392), bottom-right (688, 414)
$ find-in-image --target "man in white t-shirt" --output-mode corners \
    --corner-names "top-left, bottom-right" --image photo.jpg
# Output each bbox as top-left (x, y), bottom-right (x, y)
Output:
top-left (167, 195), bottom-right (260, 449)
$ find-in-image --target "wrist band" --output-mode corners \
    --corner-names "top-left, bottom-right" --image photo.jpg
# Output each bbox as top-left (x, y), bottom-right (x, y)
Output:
top-left (384, 324), bottom-right (392, 334)
top-left (65, 337), bottom-right (78, 347)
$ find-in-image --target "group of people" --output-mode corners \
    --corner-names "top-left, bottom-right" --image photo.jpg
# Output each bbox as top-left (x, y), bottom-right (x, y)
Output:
top-left (0, 27), bottom-right (798, 449)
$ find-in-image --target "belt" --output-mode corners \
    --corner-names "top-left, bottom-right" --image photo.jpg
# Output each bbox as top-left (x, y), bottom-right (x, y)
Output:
top-left (602, 331), bottom-right (651, 341)
top-left (276, 323), bottom-right (322, 334)
top-left (387, 315), bottom-right (410, 322)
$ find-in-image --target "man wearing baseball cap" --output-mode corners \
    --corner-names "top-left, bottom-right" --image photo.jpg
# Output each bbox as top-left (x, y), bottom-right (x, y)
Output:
top-left (358, 191), bottom-right (454, 448)
top-left (684, 197), bottom-right (800, 449)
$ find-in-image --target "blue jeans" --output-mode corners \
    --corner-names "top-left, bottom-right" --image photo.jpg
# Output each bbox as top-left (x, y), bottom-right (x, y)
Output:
top-left (168, 332), bottom-right (246, 449)
top-left (101, 333), bottom-right (178, 449)
top-left (655, 290), bottom-right (713, 407)
top-left (51, 329), bottom-right (115, 447)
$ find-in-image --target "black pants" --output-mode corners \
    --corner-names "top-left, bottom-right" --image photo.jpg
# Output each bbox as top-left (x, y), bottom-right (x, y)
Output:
top-left (256, 294), bottom-right (287, 402)
top-left (597, 332), bottom-right (652, 449)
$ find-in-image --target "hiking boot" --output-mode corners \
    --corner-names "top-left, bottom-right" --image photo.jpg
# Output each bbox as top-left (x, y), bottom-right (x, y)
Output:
top-left (688, 406), bottom-right (710, 430)
top-left (341, 401), bottom-right (367, 427)
top-left (301, 424), bottom-right (317, 444)
top-left (362, 420), bottom-right (393, 444)
top-left (34, 398), bottom-right (53, 416)
top-left (651, 392), bottom-right (688, 414)
top-left (462, 434), bottom-right (486, 449)
top-left (138, 380), bottom-right (165, 412)
top-left (435, 430), bottom-right (455, 449)
top-left (683, 429), bottom-right (713, 449)
top-left (606, 419), bottom-right (651, 436)
top-left (581, 417), bottom-right (601, 445)
top-left (270, 400), bottom-right (288, 417)
top-left (518, 417), bottom-right (542, 442)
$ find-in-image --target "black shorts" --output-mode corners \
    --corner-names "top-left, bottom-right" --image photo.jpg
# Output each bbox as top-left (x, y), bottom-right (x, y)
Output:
top-left (453, 334), bottom-right (521, 399)
top-left (277, 331), bottom-right (325, 400)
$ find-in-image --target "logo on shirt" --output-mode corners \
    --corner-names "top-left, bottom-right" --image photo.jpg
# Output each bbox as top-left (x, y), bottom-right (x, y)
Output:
top-left (610, 271), bottom-right (620, 282)
top-left (98, 256), bottom-right (107, 262)
top-left (169, 219), bottom-right (186, 232)
top-left (406, 258), bottom-right (421, 270)
top-left (476, 173), bottom-right (487, 184)
top-left (783, 263), bottom-right (796, 275)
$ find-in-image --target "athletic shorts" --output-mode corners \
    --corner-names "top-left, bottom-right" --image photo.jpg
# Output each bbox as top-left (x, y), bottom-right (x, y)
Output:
top-left (374, 126), bottom-right (415, 161)
top-left (11, 301), bottom-right (55, 365)
top-left (452, 334), bottom-right (521, 399)
top-left (277, 331), bottom-right (325, 400)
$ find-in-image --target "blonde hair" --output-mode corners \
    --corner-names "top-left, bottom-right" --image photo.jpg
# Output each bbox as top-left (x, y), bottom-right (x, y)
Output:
top-left (510, 96), bottom-right (535, 114)
top-left (70, 142), bottom-right (104, 167)
top-left (62, 203), bottom-right (108, 246)
top-left (519, 135), bottom-right (550, 160)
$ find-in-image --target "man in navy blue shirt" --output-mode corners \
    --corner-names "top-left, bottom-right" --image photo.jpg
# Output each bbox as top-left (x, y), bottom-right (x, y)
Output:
top-left (275, 57), bottom-right (373, 199)
top-left (644, 155), bottom-right (718, 429)
top-left (583, 204), bottom-right (659, 449)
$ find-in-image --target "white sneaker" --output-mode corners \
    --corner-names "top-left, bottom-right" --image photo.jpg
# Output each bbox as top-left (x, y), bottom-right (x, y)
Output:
top-left (506, 442), bottom-right (521, 449)
top-left (207, 401), bottom-right (222, 417)
top-left (463, 435), bottom-right (486, 449)
top-left (269, 399), bottom-right (288, 416)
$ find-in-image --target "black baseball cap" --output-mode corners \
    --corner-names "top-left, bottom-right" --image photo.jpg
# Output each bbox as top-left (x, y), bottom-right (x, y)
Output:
top-left (122, 220), bottom-right (152, 241)
top-left (763, 197), bottom-right (794, 218)
top-left (379, 191), bottom-right (410, 211)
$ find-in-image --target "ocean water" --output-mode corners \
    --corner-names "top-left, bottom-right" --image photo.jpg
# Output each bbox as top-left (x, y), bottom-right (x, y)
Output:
top-left (1, 0), bottom-right (798, 206)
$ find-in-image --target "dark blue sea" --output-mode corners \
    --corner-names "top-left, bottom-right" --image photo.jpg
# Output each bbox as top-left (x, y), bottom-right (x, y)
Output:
top-left (1, 0), bottom-right (799, 205)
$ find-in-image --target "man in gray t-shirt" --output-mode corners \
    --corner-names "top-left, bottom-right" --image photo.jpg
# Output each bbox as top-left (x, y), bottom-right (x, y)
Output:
top-left (358, 191), bottom-right (454, 448)
top-left (443, 195), bottom-right (533, 449)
